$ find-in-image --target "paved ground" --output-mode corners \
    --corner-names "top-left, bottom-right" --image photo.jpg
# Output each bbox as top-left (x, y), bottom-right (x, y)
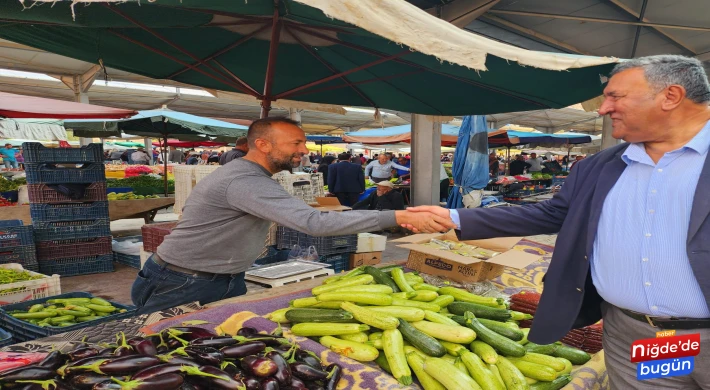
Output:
top-left (60, 208), bottom-right (557, 306)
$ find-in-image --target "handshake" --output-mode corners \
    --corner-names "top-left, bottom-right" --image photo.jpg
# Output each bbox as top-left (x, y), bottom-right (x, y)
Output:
top-left (394, 206), bottom-right (456, 233)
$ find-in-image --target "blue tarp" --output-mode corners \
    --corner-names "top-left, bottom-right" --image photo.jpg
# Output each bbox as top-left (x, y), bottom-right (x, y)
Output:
top-left (446, 116), bottom-right (489, 208)
top-left (306, 135), bottom-right (343, 144)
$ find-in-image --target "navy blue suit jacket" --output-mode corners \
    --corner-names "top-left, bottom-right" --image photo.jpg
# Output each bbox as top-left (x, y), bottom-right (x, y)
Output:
top-left (327, 161), bottom-right (365, 194)
top-left (457, 143), bottom-right (710, 344)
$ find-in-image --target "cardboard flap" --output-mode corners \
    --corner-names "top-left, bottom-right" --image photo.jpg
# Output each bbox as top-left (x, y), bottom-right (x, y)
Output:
top-left (465, 237), bottom-right (523, 252)
top-left (398, 243), bottom-right (484, 265)
top-left (486, 250), bottom-right (541, 268)
top-left (315, 197), bottom-right (341, 206)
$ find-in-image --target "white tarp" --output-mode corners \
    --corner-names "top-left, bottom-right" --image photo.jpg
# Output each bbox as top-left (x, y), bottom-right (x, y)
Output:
top-left (0, 119), bottom-right (68, 141)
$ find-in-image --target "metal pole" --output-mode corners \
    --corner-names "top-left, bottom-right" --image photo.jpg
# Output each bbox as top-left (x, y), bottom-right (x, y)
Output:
top-left (163, 121), bottom-right (169, 197)
top-left (261, 6), bottom-right (282, 118)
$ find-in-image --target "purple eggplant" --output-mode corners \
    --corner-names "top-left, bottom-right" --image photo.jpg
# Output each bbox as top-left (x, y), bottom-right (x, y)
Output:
top-left (184, 346), bottom-right (224, 366)
top-left (131, 364), bottom-right (185, 381)
top-left (305, 383), bottom-right (325, 390)
top-left (245, 335), bottom-right (285, 348)
top-left (163, 327), bottom-right (216, 342)
top-left (68, 372), bottom-right (114, 389)
top-left (236, 327), bottom-right (258, 337)
top-left (266, 350), bottom-right (291, 385)
top-left (167, 338), bottom-right (184, 350)
top-left (261, 377), bottom-right (279, 390)
top-left (219, 362), bottom-right (244, 379)
top-left (59, 356), bottom-right (109, 377)
top-left (70, 355), bottom-right (162, 376)
top-left (188, 366), bottom-right (244, 390)
top-left (103, 373), bottom-right (184, 390)
top-left (16, 379), bottom-right (71, 390)
top-left (66, 347), bottom-right (99, 362)
top-left (289, 363), bottom-right (328, 381)
top-left (98, 348), bottom-right (116, 356)
top-left (220, 341), bottom-right (266, 359)
top-left (92, 381), bottom-right (121, 390)
top-left (134, 340), bottom-right (158, 356)
top-left (288, 377), bottom-right (307, 390)
top-left (0, 366), bottom-right (56, 384)
top-left (159, 356), bottom-right (200, 368)
top-left (295, 351), bottom-right (321, 369)
top-left (243, 377), bottom-right (260, 390)
top-left (126, 336), bottom-right (145, 347)
top-left (36, 351), bottom-right (67, 370)
top-left (241, 356), bottom-right (278, 378)
top-left (324, 364), bottom-right (341, 390)
top-left (189, 336), bottom-right (238, 349)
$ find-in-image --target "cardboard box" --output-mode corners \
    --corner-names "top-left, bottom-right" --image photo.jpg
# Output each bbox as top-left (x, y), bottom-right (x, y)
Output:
top-left (394, 231), bottom-right (541, 283)
top-left (309, 197), bottom-right (352, 212)
top-left (349, 252), bottom-right (382, 268)
top-left (357, 233), bottom-right (387, 253)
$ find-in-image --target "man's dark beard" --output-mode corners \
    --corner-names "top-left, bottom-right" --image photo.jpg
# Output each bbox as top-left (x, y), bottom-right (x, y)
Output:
top-left (266, 153), bottom-right (300, 173)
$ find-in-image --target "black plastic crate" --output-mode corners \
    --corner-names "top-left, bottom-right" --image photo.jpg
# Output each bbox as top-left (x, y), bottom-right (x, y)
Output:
top-left (0, 225), bottom-right (34, 249)
top-left (23, 142), bottom-right (104, 164)
top-left (38, 254), bottom-right (114, 277)
top-left (0, 245), bottom-right (37, 270)
top-left (0, 327), bottom-right (12, 347)
top-left (25, 163), bottom-right (106, 184)
top-left (28, 182), bottom-right (107, 204)
top-left (0, 292), bottom-right (134, 342)
top-left (319, 253), bottom-right (351, 273)
top-left (36, 236), bottom-right (113, 260)
top-left (33, 220), bottom-right (110, 241)
top-left (276, 226), bottom-right (357, 255)
top-left (30, 202), bottom-right (109, 223)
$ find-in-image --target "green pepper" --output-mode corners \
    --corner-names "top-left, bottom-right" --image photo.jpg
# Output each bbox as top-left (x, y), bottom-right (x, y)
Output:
top-left (45, 305), bottom-right (57, 310)
top-left (75, 316), bottom-right (104, 322)
top-left (55, 309), bottom-right (91, 317)
top-left (11, 311), bottom-right (58, 319)
top-left (47, 298), bottom-right (91, 304)
top-left (28, 304), bottom-right (45, 313)
top-left (49, 315), bottom-right (75, 325)
top-left (90, 298), bottom-right (113, 306)
top-left (63, 305), bottom-right (92, 314)
top-left (86, 304), bottom-right (117, 313)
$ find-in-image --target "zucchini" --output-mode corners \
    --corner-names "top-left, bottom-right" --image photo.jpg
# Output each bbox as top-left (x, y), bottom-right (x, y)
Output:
top-left (526, 377), bottom-right (539, 385)
top-left (519, 352), bottom-right (566, 371)
top-left (454, 358), bottom-right (469, 375)
top-left (552, 345), bottom-right (591, 365)
top-left (266, 308), bottom-right (290, 323)
top-left (338, 332), bottom-right (369, 343)
top-left (290, 297), bottom-right (319, 307)
top-left (290, 323), bottom-right (369, 337)
top-left (518, 328), bottom-right (530, 345)
top-left (556, 358), bottom-right (573, 375)
top-left (391, 298), bottom-right (441, 312)
top-left (488, 363), bottom-right (507, 390)
top-left (311, 301), bottom-right (348, 309)
top-left (471, 340), bottom-right (498, 364)
top-left (340, 302), bottom-right (399, 330)
top-left (392, 292), bottom-right (418, 299)
top-left (507, 357), bottom-right (559, 382)
top-left (398, 319), bottom-right (446, 357)
top-left (322, 274), bottom-right (344, 284)
top-left (369, 332), bottom-right (383, 340)
top-left (391, 268), bottom-right (415, 292)
top-left (403, 272), bottom-right (424, 285)
top-left (341, 266), bottom-right (366, 279)
top-left (312, 274), bottom-right (373, 295)
top-left (525, 343), bottom-right (559, 356)
top-left (331, 284), bottom-right (393, 294)
top-left (412, 283), bottom-right (440, 292)
top-left (317, 292), bottom-right (392, 306)
top-left (438, 286), bottom-right (503, 308)
top-left (319, 336), bottom-right (379, 362)
top-left (423, 357), bottom-right (483, 390)
top-left (424, 310), bottom-right (459, 326)
top-left (403, 345), bottom-right (428, 360)
top-left (511, 310), bottom-right (534, 320)
top-left (378, 264), bottom-right (403, 274)
top-left (374, 352), bottom-right (392, 374)
top-left (363, 266), bottom-right (400, 293)
top-left (530, 374), bottom-right (571, 390)
top-left (411, 290), bottom-right (439, 302)
top-left (496, 356), bottom-right (529, 390)
top-left (438, 341), bottom-right (467, 357)
top-left (383, 329), bottom-right (412, 385)
top-left (460, 350), bottom-right (505, 390)
top-left (478, 318), bottom-right (525, 341)
top-left (410, 321), bottom-right (476, 344)
top-left (441, 354), bottom-right (457, 364)
top-left (430, 295), bottom-right (455, 308)
top-left (368, 306), bottom-right (426, 322)
top-left (449, 301), bottom-right (512, 321)
top-left (406, 353), bottom-right (446, 390)
top-left (366, 339), bottom-right (383, 350)
top-left (284, 308), bottom-right (355, 323)
top-left (464, 313), bottom-right (526, 357)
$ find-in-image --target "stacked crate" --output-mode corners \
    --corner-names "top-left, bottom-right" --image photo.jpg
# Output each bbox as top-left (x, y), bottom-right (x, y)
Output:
top-left (0, 220), bottom-right (38, 271)
top-left (275, 226), bottom-right (357, 273)
top-left (24, 143), bottom-right (113, 276)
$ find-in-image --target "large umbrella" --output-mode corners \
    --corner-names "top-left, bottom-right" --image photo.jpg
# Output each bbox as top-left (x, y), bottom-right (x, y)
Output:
top-left (0, 91), bottom-right (135, 119)
top-left (0, 0), bottom-right (618, 117)
top-left (446, 116), bottom-right (489, 209)
top-left (343, 125), bottom-right (460, 146)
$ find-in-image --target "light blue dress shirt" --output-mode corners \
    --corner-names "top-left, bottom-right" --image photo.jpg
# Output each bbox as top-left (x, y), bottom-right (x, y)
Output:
top-left (591, 121), bottom-right (710, 318)
top-left (365, 160), bottom-right (409, 179)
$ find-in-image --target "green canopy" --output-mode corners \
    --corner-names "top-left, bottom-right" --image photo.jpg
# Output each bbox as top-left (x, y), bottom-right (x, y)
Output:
top-left (0, 0), bottom-right (619, 116)
top-left (108, 141), bottom-right (144, 147)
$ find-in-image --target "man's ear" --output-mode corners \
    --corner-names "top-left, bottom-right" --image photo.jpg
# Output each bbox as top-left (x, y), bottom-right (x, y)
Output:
top-left (661, 85), bottom-right (686, 111)
top-left (253, 138), bottom-right (271, 153)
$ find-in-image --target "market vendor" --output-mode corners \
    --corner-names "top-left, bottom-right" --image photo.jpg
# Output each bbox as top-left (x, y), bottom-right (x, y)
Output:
top-left (132, 117), bottom-right (455, 315)
top-left (352, 181), bottom-right (404, 211)
top-left (405, 55), bottom-right (710, 389)
top-left (364, 154), bottom-right (410, 184)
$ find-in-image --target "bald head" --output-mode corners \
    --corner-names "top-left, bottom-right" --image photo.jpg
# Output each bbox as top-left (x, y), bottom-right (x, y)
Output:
top-left (247, 117), bottom-right (300, 149)
top-left (244, 117), bottom-right (308, 173)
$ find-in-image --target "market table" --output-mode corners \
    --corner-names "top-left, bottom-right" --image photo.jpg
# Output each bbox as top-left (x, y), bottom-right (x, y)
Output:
top-left (0, 197), bottom-right (175, 224)
top-left (0, 239), bottom-right (607, 389)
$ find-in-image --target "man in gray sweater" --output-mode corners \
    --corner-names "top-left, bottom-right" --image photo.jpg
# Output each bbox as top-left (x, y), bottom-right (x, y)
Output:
top-left (131, 117), bottom-right (454, 314)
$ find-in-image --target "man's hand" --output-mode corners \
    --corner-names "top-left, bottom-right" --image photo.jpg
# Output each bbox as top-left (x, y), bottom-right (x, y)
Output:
top-left (395, 210), bottom-right (456, 233)
top-left (405, 205), bottom-right (451, 219)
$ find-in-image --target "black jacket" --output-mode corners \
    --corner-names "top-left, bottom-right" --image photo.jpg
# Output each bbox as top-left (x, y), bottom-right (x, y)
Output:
top-left (509, 160), bottom-right (531, 176)
top-left (328, 161), bottom-right (365, 194)
top-left (353, 190), bottom-right (405, 211)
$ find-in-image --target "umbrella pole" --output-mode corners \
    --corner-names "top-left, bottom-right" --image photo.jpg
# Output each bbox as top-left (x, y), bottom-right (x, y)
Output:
top-left (506, 146), bottom-right (510, 175)
top-left (163, 129), bottom-right (169, 197)
top-left (260, 8), bottom-right (282, 118)
top-left (320, 142), bottom-right (323, 156)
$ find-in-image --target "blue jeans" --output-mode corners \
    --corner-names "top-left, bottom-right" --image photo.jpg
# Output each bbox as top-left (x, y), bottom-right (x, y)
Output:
top-left (3, 160), bottom-right (17, 169)
top-left (131, 256), bottom-right (247, 315)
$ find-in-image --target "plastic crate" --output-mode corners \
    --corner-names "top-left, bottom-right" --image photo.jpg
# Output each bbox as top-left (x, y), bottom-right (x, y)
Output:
top-left (33, 220), bottom-right (110, 241)
top-left (253, 247), bottom-right (289, 267)
top-left (276, 226), bottom-right (357, 255)
top-left (0, 327), bottom-right (12, 347)
top-left (106, 187), bottom-right (133, 194)
top-left (141, 222), bottom-right (178, 252)
top-left (0, 292), bottom-right (134, 342)
top-left (38, 254), bottom-right (114, 277)
top-left (0, 263), bottom-right (60, 306)
top-left (22, 142), bottom-right (104, 164)
top-left (28, 182), bottom-right (108, 204)
top-left (0, 220), bottom-right (22, 228)
top-left (30, 202), bottom-right (109, 223)
top-left (319, 253), bottom-right (351, 273)
top-left (36, 236), bottom-right (112, 260)
top-left (24, 163), bottom-right (106, 184)
top-left (0, 246), bottom-right (37, 270)
top-left (112, 236), bottom-right (142, 269)
top-left (0, 191), bottom-right (18, 203)
top-left (0, 225), bottom-right (34, 249)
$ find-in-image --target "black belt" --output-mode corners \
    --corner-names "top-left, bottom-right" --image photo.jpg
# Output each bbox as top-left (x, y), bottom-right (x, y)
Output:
top-left (152, 254), bottom-right (227, 279)
top-left (619, 308), bottom-right (710, 329)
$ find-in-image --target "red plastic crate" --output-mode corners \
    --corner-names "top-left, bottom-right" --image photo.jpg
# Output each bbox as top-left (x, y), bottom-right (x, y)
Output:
top-left (35, 236), bottom-right (113, 260)
top-left (27, 182), bottom-right (107, 204)
top-left (141, 222), bottom-right (178, 252)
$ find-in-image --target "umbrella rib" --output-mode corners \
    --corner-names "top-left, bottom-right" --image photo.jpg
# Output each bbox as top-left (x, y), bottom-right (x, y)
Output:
top-left (283, 25), bottom-right (377, 109)
top-left (102, 3), bottom-right (259, 98)
top-left (285, 70), bottom-right (425, 98)
top-left (166, 22), bottom-right (271, 82)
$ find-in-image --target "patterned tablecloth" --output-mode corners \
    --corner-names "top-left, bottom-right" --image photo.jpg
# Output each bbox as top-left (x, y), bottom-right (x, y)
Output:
top-left (0, 239), bottom-right (607, 390)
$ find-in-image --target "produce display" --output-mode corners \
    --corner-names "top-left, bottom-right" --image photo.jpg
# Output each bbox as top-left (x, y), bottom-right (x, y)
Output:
top-left (0, 177), bottom-right (26, 192)
top-left (0, 268), bottom-right (44, 294)
top-left (107, 192), bottom-right (161, 201)
top-left (107, 176), bottom-right (175, 189)
top-left (0, 325), bottom-right (342, 390)
top-left (422, 239), bottom-right (501, 260)
top-left (530, 173), bottom-right (552, 180)
top-left (8, 297), bottom-right (128, 328)
top-left (0, 195), bottom-right (17, 207)
top-left (267, 265), bottom-right (592, 390)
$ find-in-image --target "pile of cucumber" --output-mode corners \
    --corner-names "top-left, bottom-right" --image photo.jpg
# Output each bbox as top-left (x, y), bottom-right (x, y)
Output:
top-left (7, 297), bottom-right (127, 328)
top-left (267, 265), bottom-right (592, 390)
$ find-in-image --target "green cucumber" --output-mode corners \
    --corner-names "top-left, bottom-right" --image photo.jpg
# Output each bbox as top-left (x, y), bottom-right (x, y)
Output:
top-left (525, 342), bottom-right (559, 355)
top-left (530, 374), bottom-right (571, 390)
top-left (552, 345), bottom-right (591, 365)
top-left (478, 318), bottom-right (525, 341)
top-left (285, 308), bottom-right (355, 323)
top-left (374, 352), bottom-right (392, 374)
top-left (448, 301), bottom-right (512, 321)
top-left (397, 319), bottom-right (446, 357)
top-left (464, 313), bottom-right (526, 357)
top-left (363, 266), bottom-right (400, 293)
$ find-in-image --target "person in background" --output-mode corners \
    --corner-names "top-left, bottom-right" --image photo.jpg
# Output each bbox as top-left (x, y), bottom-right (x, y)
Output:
top-left (394, 156), bottom-right (411, 180)
top-left (527, 152), bottom-right (544, 172)
top-left (109, 149), bottom-right (123, 161)
top-left (328, 153), bottom-right (365, 206)
top-left (440, 162), bottom-right (450, 202)
top-left (365, 154), bottom-right (410, 184)
top-left (198, 152), bottom-right (209, 165)
top-left (569, 155), bottom-right (584, 170)
top-left (353, 181), bottom-right (405, 211)
top-left (207, 151), bottom-right (220, 164)
top-left (359, 153), bottom-right (366, 165)
top-left (0, 144), bottom-right (18, 169)
top-left (350, 153), bottom-right (361, 165)
top-left (299, 153), bottom-right (312, 170)
top-left (131, 147), bottom-right (150, 165)
top-left (318, 155), bottom-right (336, 183)
top-left (153, 148), bottom-right (160, 164)
top-left (15, 148), bottom-right (24, 169)
top-left (489, 152), bottom-right (500, 177)
top-left (220, 137), bottom-right (249, 165)
top-left (186, 153), bottom-right (199, 165)
top-left (509, 154), bottom-right (531, 175)
top-left (167, 146), bottom-right (185, 163)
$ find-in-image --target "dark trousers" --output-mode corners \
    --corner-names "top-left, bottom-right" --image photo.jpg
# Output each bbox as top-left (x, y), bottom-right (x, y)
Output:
top-left (440, 179), bottom-right (450, 201)
top-left (335, 192), bottom-right (360, 207)
top-left (131, 256), bottom-right (247, 315)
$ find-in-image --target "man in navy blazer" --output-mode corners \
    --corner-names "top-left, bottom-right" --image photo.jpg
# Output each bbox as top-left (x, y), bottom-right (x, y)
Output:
top-left (409, 55), bottom-right (710, 389)
top-left (328, 153), bottom-right (365, 207)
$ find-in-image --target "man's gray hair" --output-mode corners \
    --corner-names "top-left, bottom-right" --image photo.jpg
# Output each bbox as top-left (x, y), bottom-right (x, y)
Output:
top-left (609, 55), bottom-right (710, 104)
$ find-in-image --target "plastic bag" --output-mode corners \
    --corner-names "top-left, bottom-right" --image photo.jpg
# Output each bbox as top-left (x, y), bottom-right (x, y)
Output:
top-left (287, 245), bottom-right (319, 262)
top-left (420, 274), bottom-right (510, 303)
top-left (112, 238), bottom-right (142, 255)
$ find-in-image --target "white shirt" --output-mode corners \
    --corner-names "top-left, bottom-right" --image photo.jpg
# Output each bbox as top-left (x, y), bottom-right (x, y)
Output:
top-left (440, 163), bottom-right (449, 181)
top-left (527, 157), bottom-right (543, 172)
top-left (131, 151), bottom-right (150, 164)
